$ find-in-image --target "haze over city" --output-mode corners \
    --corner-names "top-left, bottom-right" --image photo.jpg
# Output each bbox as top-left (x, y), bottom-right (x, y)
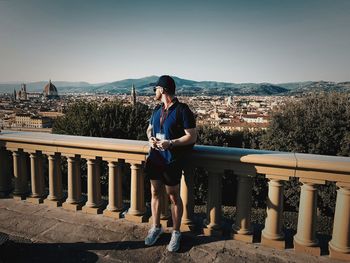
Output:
top-left (0, 0), bottom-right (349, 84)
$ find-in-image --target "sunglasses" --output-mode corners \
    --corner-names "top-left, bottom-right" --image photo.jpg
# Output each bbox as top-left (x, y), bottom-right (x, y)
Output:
top-left (153, 87), bottom-right (160, 92)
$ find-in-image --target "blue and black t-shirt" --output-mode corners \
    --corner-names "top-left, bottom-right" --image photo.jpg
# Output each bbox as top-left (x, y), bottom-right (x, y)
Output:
top-left (149, 98), bottom-right (196, 163)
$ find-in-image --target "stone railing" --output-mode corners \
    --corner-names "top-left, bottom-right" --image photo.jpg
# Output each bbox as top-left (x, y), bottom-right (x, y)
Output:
top-left (0, 131), bottom-right (349, 261)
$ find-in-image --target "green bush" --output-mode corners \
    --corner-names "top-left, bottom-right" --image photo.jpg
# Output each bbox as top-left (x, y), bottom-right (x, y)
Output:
top-left (53, 100), bottom-right (151, 199)
top-left (260, 92), bottom-right (350, 215)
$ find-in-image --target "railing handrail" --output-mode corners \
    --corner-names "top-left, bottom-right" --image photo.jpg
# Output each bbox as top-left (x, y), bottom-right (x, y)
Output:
top-left (193, 145), bottom-right (350, 179)
top-left (1, 130), bottom-right (350, 182)
top-left (1, 130), bottom-right (349, 260)
top-left (0, 130), bottom-right (149, 154)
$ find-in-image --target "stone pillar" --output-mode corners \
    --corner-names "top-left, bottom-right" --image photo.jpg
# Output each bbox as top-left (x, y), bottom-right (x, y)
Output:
top-left (125, 163), bottom-right (147, 223)
top-left (180, 167), bottom-right (195, 232)
top-left (329, 183), bottom-right (350, 261)
top-left (203, 169), bottom-right (222, 237)
top-left (103, 160), bottom-right (124, 219)
top-left (12, 150), bottom-right (28, 200)
top-left (0, 148), bottom-right (12, 197)
top-left (26, 151), bottom-right (45, 204)
top-left (261, 177), bottom-right (285, 249)
top-left (294, 180), bottom-right (321, 256)
top-left (232, 175), bottom-right (254, 242)
top-left (82, 157), bottom-right (104, 214)
top-left (44, 153), bottom-right (63, 207)
top-left (62, 155), bottom-right (83, 211)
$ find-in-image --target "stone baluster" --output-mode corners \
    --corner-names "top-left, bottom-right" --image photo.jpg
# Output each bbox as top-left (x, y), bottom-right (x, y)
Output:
top-left (232, 174), bottom-right (254, 242)
top-left (62, 155), bottom-right (83, 211)
top-left (293, 179), bottom-right (322, 256)
top-left (261, 176), bottom-right (286, 249)
top-left (329, 183), bottom-right (350, 261)
top-left (203, 169), bottom-right (222, 237)
top-left (103, 159), bottom-right (124, 219)
top-left (12, 149), bottom-right (29, 200)
top-left (82, 157), bottom-right (104, 214)
top-left (0, 147), bottom-right (12, 197)
top-left (125, 162), bottom-right (147, 222)
top-left (27, 151), bottom-right (45, 204)
top-left (180, 167), bottom-right (195, 232)
top-left (44, 153), bottom-right (63, 207)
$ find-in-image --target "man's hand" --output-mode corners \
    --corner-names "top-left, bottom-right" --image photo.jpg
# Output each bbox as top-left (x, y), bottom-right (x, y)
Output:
top-left (156, 140), bottom-right (171, 151)
top-left (149, 137), bottom-right (158, 149)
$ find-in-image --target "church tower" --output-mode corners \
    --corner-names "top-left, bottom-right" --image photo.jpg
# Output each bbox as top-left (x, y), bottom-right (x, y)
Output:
top-left (131, 84), bottom-right (136, 106)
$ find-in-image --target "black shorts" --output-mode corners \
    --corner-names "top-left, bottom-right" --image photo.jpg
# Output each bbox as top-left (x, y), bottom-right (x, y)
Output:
top-left (144, 158), bottom-right (185, 186)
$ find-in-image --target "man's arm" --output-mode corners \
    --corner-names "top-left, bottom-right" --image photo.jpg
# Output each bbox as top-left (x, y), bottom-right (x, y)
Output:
top-left (146, 124), bottom-right (153, 140)
top-left (156, 128), bottom-right (197, 150)
top-left (147, 124), bottom-right (158, 149)
top-left (171, 128), bottom-right (197, 146)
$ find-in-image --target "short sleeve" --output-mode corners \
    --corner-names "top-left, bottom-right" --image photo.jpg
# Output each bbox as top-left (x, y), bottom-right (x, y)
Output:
top-left (182, 105), bottom-right (196, 129)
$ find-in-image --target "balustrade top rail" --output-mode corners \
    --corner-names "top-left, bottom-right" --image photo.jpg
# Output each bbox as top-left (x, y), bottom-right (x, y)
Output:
top-left (1, 130), bottom-right (350, 261)
top-left (0, 130), bottom-right (349, 183)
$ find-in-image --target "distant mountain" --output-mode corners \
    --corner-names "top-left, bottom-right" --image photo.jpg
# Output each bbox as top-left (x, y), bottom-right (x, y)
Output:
top-left (287, 81), bottom-right (350, 94)
top-left (0, 77), bottom-right (349, 96)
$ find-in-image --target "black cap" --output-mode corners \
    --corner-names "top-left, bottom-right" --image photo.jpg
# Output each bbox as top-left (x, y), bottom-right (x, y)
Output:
top-left (155, 75), bottom-right (176, 94)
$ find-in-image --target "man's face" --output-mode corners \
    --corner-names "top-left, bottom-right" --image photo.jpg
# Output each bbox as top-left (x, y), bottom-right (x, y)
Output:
top-left (154, 86), bottom-right (163, 101)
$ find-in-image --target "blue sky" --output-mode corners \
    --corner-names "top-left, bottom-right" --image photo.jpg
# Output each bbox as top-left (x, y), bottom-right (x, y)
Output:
top-left (0, 0), bottom-right (349, 83)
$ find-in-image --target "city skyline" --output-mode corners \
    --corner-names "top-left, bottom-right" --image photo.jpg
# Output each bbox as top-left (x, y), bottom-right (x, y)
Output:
top-left (0, 0), bottom-right (349, 84)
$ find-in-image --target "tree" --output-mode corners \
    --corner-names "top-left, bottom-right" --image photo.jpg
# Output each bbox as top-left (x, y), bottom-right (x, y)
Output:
top-left (260, 92), bottom-right (350, 214)
top-left (53, 100), bottom-right (151, 140)
top-left (52, 100), bottom-right (152, 198)
top-left (260, 92), bottom-right (350, 156)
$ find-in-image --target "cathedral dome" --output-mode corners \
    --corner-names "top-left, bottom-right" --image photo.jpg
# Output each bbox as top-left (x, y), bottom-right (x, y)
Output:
top-left (43, 80), bottom-right (59, 98)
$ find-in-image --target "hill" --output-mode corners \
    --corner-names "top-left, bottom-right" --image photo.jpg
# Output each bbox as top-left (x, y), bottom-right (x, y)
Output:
top-left (1, 77), bottom-right (349, 96)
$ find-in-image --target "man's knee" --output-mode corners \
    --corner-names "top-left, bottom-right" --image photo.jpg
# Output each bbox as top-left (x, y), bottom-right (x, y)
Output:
top-left (151, 180), bottom-right (163, 199)
top-left (151, 188), bottom-right (162, 199)
top-left (168, 193), bottom-right (182, 206)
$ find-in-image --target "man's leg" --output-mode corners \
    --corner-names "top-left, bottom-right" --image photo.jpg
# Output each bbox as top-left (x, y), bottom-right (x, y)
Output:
top-left (150, 180), bottom-right (164, 227)
top-left (165, 184), bottom-right (183, 231)
top-left (145, 179), bottom-right (164, 246)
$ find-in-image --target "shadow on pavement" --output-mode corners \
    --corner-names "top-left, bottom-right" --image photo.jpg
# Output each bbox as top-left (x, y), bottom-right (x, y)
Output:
top-left (0, 232), bottom-right (219, 263)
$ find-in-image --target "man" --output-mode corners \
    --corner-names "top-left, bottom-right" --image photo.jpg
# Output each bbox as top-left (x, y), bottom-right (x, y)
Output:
top-left (144, 75), bottom-right (197, 252)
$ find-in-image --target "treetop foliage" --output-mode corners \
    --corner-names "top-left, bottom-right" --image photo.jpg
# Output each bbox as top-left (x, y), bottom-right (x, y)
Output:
top-left (53, 100), bottom-right (151, 140)
top-left (260, 92), bottom-right (350, 156)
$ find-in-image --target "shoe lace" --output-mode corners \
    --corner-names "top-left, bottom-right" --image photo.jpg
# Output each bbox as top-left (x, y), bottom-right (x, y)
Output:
top-left (170, 231), bottom-right (179, 245)
top-left (148, 227), bottom-right (159, 237)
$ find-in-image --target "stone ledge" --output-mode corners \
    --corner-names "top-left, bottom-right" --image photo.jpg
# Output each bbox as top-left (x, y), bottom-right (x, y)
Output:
top-left (203, 227), bottom-right (222, 237)
top-left (103, 209), bottom-right (123, 219)
top-left (232, 232), bottom-right (254, 243)
top-left (148, 216), bottom-right (172, 228)
top-left (82, 206), bottom-right (104, 215)
top-left (124, 213), bottom-right (149, 223)
top-left (293, 239), bottom-right (321, 256)
top-left (261, 235), bottom-right (286, 250)
top-left (44, 199), bottom-right (63, 207)
top-left (62, 202), bottom-right (83, 211)
top-left (26, 197), bottom-right (45, 205)
top-left (329, 245), bottom-right (350, 261)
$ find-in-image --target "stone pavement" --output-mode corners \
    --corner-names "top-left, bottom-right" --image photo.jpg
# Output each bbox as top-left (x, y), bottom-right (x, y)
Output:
top-left (0, 198), bottom-right (342, 263)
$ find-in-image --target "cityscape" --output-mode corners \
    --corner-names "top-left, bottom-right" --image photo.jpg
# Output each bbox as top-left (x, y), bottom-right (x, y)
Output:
top-left (0, 1), bottom-right (349, 262)
top-left (0, 79), bottom-right (297, 134)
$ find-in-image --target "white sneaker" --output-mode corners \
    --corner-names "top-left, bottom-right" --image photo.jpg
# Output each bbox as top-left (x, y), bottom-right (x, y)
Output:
top-left (167, 230), bottom-right (181, 252)
top-left (145, 226), bottom-right (163, 246)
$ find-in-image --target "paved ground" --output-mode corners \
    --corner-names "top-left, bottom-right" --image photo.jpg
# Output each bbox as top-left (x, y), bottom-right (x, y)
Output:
top-left (0, 198), bottom-right (343, 263)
